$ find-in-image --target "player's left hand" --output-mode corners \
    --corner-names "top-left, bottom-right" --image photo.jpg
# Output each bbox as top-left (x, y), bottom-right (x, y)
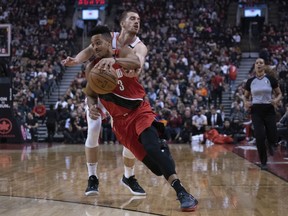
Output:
top-left (89, 105), bottom-right (101, 120)
top-left (94, 58), bottom-right (115, 71)
top-left (61, 56), bottom-right (79, 66)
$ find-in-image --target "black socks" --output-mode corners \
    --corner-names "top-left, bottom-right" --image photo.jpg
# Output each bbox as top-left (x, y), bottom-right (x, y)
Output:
top-left (171, 179), bottom-right (186, 194)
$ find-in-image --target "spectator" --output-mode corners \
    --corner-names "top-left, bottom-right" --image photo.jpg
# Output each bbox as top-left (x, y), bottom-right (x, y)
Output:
top-left (230, 104), bottom-right (246, 133)
top-left (55, 97), bottom-right (68, 109)
top-left (25, 112), bottom-right (39, 142)
top-left (211, 71), bottom-right (224, 107)
top-left (33, 101), bottom-right (46, 123)
top-left (220, 119), bottom-right (235, 137)
top-left (62, 117), bottom-right (74, 144)
top-left (166, 109), bottom-right (183, 142)
top-left (101, 115), bottom-right (116, 145)
top-left (206, 106), bottom-right (223, 130)
top-left (179, 107), bottom-right (193, 144)
top-left (192, 109), bottom-right (207, 136)
top-left (78, 112), bottom-right (88, 139)
top-left (45, 104), bottom-right (58, 143)
top-left (229, 64), bottom-right (237, 92)
top-left (70, 115), bottom-right (85, 144)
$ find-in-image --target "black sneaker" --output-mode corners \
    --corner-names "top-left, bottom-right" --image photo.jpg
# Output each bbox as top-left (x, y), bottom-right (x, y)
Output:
top-left (85, 175), bottom-right (99, 196)
top-left (260, 164), bottom-right (268, 171)
top-left (266, 140), bottom-right (276, 156)
top-left (177, 191), bottom-right (198, 212)
top-left (267, 144), bottom-right (275, 156)
top-left (121, 175), bottom-right (146, 196)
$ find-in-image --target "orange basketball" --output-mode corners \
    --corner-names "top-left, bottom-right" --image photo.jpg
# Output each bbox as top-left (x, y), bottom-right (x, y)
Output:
top-left (88, 66), bottom-right (118, 94)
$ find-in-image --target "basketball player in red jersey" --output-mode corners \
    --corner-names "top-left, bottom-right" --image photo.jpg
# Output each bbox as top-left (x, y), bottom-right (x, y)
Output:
top-left (85, 25), bottom-right (198, 212)
top-left (62, 11), bottom-right (146, 196)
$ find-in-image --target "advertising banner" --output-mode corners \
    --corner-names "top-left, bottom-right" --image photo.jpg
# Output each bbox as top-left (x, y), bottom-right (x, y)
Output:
top-left (0, 60), bottom-right (24, 144)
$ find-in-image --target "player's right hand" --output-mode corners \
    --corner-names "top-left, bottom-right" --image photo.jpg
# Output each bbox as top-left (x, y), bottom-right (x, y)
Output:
top-left (61, 56), bottom-right (79, 66)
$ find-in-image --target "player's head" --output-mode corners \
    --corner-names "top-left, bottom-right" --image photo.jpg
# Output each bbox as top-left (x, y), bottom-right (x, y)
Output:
top-left (119, 10), bottom-right (140, 34)
top-left (89, 25), bottom-right (112, 58)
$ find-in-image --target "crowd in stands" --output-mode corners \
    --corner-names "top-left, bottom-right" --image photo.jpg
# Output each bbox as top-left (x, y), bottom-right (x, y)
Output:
top-left (2, 0), bottom-right (288, 145)
top-left (1, 0), bottom-right (77, 142)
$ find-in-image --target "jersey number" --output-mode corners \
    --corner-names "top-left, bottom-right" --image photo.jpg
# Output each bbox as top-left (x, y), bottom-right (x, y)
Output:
top-left (118, 80), bottom-right (124, 91)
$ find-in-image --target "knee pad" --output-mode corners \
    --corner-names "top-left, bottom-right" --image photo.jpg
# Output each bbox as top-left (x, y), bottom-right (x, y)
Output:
top-left (122, 147), bottom-right (136, 159)
top-left (140, 127), bottom-right (160, 154)
top-left (160, 139), bottom-right (175, 171)
top-left (85, 109), bottom-right (102, 148)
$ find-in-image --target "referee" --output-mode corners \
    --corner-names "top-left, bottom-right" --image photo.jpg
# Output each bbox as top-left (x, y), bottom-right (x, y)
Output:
top-left (244, 58), bottom-right (282, 170)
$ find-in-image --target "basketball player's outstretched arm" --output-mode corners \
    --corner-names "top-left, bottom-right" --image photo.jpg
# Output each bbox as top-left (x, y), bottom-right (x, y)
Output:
top-left (61, 46), bottom-right (94, 66)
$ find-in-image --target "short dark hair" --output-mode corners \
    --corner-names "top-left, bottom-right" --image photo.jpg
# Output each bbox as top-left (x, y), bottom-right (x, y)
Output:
top-left (119, 10), bottom-right (139, 23)
top-left (88, 25), bottom-right (111, 41)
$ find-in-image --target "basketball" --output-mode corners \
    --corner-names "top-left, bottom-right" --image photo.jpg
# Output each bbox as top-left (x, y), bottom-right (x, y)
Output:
top-left (88, 66), bottom-right (118, 94)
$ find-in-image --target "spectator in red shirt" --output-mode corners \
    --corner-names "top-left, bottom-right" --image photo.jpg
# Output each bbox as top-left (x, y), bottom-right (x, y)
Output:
top-left (229, 64), bottom-right (237, 92)
top-left (33, 101), bottom-right (46, 123)
top-left (166, 109), bottom-right (183, 142)
top-left (211, 71), bottom-right (224, 108)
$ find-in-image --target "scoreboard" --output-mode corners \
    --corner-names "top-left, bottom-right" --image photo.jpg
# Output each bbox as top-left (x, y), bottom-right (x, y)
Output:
top-left (77, 0), bottom-right (106, 7)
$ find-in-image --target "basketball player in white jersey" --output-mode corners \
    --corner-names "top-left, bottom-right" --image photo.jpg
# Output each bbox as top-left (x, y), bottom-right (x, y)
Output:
top-left (62, 10), bottom-right (147, 196)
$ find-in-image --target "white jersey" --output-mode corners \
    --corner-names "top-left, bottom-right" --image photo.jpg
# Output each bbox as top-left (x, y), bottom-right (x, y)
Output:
top-left (111, 32), bottom-right (141, 49)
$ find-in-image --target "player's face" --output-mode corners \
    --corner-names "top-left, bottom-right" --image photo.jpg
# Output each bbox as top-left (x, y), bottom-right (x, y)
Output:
top-left (91, 35), bottom-right (111, 58)
top-left (255, 58), bottom-right (265, 73)
top-left (122, 12), bottom-right (140, 34)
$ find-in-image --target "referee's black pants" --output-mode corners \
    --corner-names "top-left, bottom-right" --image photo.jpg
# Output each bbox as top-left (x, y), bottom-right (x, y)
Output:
top-left (251, 104), bottom-right (277, 165)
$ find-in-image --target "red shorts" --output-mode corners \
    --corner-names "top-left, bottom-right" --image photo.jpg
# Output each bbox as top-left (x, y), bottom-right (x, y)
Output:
top-left (112, 101), bottom-right (156, 160)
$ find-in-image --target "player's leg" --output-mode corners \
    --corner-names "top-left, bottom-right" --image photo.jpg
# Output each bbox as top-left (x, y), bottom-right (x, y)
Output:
top-left (139, 126), bottom-right (198, 212)
top-left (104, 101), bottom-right (146, 196)
top-left (121, 147), bottom-right (146, 195)
top-left (84, 107), bottom-right (102, 196)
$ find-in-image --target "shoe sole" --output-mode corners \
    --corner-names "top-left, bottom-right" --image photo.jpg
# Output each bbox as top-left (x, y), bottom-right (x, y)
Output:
top-left (181, 205), bottom-right (197, 212)
top-left (120, 180), bottom-right (146, 196)
top-left (260, 166), bottom-right (268, 171)
top-left (85, 190), bottom-right (99, 196)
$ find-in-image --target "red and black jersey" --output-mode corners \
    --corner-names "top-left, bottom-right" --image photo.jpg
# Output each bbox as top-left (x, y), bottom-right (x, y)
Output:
top-left (98, 61), bottom-right (146, 117)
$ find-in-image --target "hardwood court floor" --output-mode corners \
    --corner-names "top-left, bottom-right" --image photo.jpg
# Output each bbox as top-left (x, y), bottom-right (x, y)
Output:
top-left (0, 141), bottom-right (288, 216)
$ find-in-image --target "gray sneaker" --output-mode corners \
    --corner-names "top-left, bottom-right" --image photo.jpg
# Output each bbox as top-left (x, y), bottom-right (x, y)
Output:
top-left (177, 191), bottom-right (198, 212)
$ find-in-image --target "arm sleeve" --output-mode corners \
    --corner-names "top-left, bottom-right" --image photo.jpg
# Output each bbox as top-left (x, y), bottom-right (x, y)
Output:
top-left (244, 78), bottom-right (253, 92)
